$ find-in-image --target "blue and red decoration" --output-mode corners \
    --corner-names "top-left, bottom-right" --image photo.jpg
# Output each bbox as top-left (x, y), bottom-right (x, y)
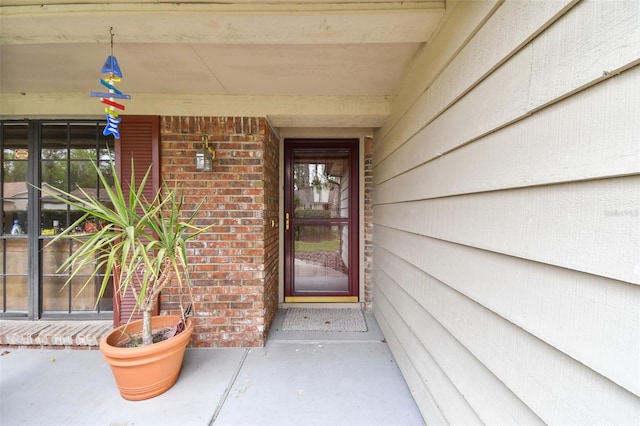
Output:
top-left (89, 28), bottom-right (131, 139)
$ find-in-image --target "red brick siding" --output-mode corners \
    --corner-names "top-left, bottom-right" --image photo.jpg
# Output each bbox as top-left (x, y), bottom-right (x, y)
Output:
top-left (261, 120), bottom-right (280, 336)
top-left (159, 116), bottom-right (279, 347)
top-left (364, 136), bottom-right (373, 309)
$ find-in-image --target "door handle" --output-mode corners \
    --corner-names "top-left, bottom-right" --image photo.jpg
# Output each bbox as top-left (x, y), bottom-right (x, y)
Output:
top-left (285, 212), bottom-right (290, 230)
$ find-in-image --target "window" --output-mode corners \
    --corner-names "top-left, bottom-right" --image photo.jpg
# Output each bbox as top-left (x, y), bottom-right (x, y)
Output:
top-left (1, 120), bottom-right (115, 318)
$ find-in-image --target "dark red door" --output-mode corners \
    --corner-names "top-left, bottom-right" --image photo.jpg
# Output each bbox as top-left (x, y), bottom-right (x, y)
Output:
top-left (284, 139), bottom-right (359, 302)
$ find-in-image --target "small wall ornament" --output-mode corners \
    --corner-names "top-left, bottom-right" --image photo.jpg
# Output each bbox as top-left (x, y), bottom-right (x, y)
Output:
top-left (89, 27), bottom-right (131, 139)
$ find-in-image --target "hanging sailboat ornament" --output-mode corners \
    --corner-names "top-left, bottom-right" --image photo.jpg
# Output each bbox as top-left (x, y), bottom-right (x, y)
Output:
top-left (89, 28), bottom-right (131, 138)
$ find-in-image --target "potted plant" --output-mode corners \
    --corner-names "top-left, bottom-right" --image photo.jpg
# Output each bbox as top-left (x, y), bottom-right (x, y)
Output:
top-left (41, 158), bottom-right (210, 400)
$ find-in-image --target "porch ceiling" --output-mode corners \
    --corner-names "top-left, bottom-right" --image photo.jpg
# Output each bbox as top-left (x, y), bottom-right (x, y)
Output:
top-left (0, 0), bottom-right (445, 131)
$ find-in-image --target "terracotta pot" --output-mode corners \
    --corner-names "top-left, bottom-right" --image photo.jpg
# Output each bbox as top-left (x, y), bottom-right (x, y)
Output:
top-left (99, 315), bottom-right (194, 401)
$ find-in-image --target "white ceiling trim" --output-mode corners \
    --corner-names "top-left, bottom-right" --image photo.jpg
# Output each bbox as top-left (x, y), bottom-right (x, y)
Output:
top-left (0, 93), bottom-right (390, 128)
top-left (1, 2), bottom-right (445, 45)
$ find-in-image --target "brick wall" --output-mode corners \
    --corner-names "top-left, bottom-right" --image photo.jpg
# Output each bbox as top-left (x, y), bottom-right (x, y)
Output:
top-left (160, 116), bottom-right (279, 347)
top-left (261, 120), bottom-right (280, 335)
top-left (363, 136), bottom-right (373, 310)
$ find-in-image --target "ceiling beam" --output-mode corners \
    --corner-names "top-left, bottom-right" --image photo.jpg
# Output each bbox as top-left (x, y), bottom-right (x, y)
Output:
top-left (0, 92), bottom-right (390, 128)
top-left (0, 2), bottom-right (445, 45)
top-left (1, 0), bottom-right (444, 4)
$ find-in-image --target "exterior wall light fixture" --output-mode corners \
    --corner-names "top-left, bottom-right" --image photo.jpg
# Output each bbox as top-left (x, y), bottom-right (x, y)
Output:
top-left (196, 134), bottom-right (215, 171)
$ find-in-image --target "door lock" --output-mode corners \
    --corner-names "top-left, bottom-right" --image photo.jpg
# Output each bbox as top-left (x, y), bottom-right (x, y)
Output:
top-left (285, 212), bottom-right (290, 230)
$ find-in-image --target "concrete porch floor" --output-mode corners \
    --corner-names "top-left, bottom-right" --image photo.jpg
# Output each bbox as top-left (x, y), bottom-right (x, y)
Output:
top-left (0, 310), bottom-right (424, 426)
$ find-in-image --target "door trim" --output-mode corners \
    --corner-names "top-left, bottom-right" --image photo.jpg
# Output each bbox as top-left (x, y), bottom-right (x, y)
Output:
top-left (283, 139), bottom-right (360, 302)
top-left (285, 296), bottom-right (359, 303)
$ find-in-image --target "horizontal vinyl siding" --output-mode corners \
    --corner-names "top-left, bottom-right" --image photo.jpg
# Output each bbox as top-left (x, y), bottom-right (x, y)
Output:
top-left (376, 176), bottom-right (639, 284)
top-left (374, 59), bottom-right (640, 194)
top-left (375, 0), bottom-right (581, 165)
top-left (375, 254), bottom-right (543, 425)
top-left (372, 0), bottom-right (640, 424)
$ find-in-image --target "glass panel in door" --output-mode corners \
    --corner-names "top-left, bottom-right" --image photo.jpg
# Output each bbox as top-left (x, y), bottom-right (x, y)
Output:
top-left (294, 224), bottom-right (349, 294)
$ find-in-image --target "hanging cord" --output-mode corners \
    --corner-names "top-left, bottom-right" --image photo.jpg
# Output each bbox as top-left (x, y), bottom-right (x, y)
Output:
top-left (107, 27), bottom-right (117, 82)
top-left (110, 26), bottom-right (114, 57)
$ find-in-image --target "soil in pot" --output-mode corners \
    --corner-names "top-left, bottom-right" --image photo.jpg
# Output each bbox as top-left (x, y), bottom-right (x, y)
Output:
top-left (117, 327), bottom-right (175, 348)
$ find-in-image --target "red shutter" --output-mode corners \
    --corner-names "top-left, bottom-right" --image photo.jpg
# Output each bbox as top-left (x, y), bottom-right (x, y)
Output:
top-left (113, 116), bottom-right (160, 326)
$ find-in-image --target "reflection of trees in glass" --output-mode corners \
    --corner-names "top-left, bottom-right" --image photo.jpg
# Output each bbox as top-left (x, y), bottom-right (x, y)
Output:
top-left (41, 160), bottom-right (67, 191)
top-left (294, 163), bottom-right (337, 191)
top-left (3, 150), bottom-right (114, 192)
top-left (293, 163), bottom-right (309, 190)
top-left (40, 149), bottom-right (115, 231)
top-left (2, 156), bottom-right (28, 184)
top-left (41, 149), bottom-right (115, 192)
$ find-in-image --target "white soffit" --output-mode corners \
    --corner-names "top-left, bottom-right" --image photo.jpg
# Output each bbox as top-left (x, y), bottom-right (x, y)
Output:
top-left (0, 1), bottom-right (446, 128)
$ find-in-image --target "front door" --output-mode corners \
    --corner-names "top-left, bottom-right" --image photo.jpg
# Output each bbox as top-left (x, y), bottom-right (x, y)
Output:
top-left (284, 139), bottom-right (359, 302)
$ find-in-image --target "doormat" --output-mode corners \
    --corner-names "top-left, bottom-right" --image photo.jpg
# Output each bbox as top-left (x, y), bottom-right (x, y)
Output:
top-left (281, 308), bottom-right (368, 332)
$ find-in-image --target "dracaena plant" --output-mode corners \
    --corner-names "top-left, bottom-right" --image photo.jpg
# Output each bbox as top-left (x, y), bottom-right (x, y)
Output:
top-left (41, 159), bottom-right (209, 346)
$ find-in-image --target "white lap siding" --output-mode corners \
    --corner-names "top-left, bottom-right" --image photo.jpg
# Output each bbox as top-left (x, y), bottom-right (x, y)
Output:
top-left (372, 0), bottom-right (640, 424)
